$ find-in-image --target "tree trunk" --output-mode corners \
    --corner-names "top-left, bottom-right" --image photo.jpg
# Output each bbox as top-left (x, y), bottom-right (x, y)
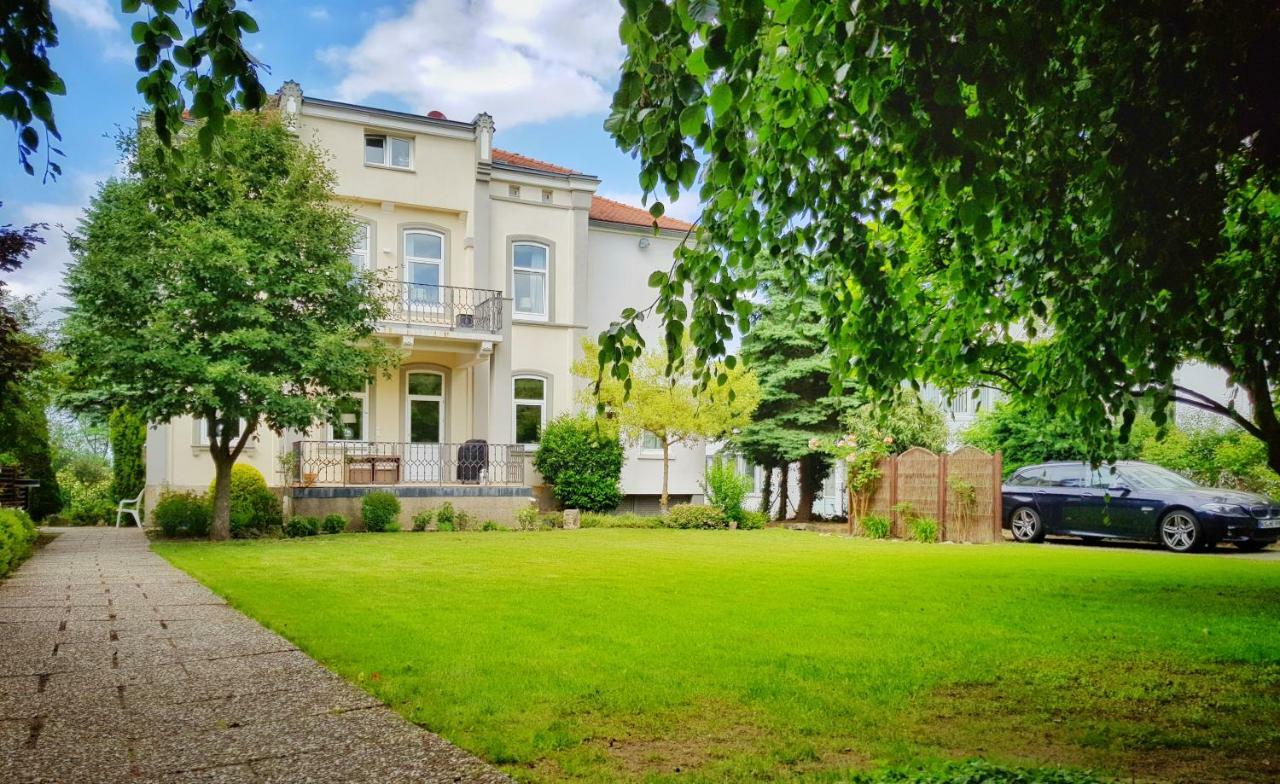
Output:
top-left (660, 439), bottom-right (670, 514)
top-left (795, 454), bottom-right (827, 523)
top-left (759, 465), bottom-right (775, 517)
top-left (210, 454), bottom-right (234, 541)
top-left (776, 463), bottom-right (790, 521)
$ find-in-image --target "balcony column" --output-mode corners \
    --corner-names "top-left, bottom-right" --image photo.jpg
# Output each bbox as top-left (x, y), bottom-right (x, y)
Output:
top-left (472, 113), bottom-right (494, 291)
top-left (471, 352), bottom-right (491, 441)
top-left (488, 311), bottom-right (514, 445)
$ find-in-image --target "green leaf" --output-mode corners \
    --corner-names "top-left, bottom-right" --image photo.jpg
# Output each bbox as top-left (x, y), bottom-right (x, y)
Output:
top-left (709, 83), bottom-right (732, 118)
top-left (679, 104), bottom-right (704, 137)
top-left (649, 202), bottom-right (666, 219)
top-left (648, 270), bottom-right (667, 287)
top-left (850, 80), bottom-right (870, 115)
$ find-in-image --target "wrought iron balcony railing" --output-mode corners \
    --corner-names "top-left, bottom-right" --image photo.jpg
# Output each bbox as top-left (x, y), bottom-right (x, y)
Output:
top-left (375, 280), bottom-right (503, 333)
top-left (291, 440), bottom-right (526, 487)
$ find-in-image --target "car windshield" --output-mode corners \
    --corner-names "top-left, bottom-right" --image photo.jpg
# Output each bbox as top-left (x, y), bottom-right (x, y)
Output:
top-left (1117, 464), bottom-right (1199, 490)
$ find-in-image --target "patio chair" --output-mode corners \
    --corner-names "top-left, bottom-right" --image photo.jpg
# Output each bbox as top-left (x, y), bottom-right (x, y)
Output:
top-left (115, 490), bottom-right (144, 528)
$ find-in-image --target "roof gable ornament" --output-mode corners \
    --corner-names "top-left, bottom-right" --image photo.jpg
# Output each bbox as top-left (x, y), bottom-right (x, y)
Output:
top-left (279, 81), bottom-right (303, 132)
top-left (473, 112), bottom-right (494, 162)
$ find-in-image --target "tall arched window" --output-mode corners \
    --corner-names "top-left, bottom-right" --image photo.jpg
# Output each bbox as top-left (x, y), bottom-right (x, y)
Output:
top-left (512, 242), bottom-right (548, 320)
top-left (513, 376), bottom-right (546, 445)
top-left (404, 230), bottom-right (444, 306)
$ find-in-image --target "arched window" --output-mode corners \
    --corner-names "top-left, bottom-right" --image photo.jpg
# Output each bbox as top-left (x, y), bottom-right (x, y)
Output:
top-left (512, 242), bottom-right (549, 320)
top-left (404, 230), bottom-right (444, 306)
top-left (349, 223), bottom-right (370, 273)
top-left (513, 376), bottom-right (547, 445)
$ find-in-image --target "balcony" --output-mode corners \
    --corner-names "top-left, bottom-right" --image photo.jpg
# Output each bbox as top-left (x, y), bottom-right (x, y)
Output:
top-left (290, 440), bottom-right (526, 487)
top-left (375, 281), bottom-right (503, 334)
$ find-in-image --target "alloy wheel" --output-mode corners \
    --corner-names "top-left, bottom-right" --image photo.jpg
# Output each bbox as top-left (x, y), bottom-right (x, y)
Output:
top-left (1160, 511), bottom-right (1199, 552)
top-left (1010, 508), bottom-right (1041, 542)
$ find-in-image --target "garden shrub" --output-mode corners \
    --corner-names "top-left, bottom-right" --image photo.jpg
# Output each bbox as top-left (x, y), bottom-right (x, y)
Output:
top-left (0, 508), bottom-right (38, 577)
top-left (702, 456), bottom-right (752, 525)
top-left (665, 503), bottom-right (728, 529)
top-left (515, 506), bottom-right (540, 530)
top-left (321, 514), bottom-right (346, 534)
top-left (436, 502), bottom-right (455, 530)
top-left (208, 464), bottom-right (282, 538)
top-left (285, 516), bottom-right (320, 538)
top-left (532, 414), bottom-right (624, 511)
top-left (411, 509), bottom-right (433, 532)
top-left (861, 514), bottom-right (891, 539)
top-left (581, 512), bottom-right (663, 529)
top-left (153, 490), bottom-right (211, 538)
top-left (361, 491), bottom-right (400, 532)
top-left (909, 516), bottom-right (940, 543)
top-left (108, 405), bottom-right (146, 503)
top-left (481, 520), bottom-right (502, 531)
top-left (454, 508), bottom-right (473, 531)
top-left (739, 510), bottom-right (768, 530)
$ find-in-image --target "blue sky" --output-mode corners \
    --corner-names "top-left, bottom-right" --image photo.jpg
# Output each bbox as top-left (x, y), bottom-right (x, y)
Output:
top-left (2, 0), bottom-right (694, 310)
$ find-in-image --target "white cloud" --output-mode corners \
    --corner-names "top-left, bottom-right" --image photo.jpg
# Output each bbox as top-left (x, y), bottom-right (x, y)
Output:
top-left (307, 6), bottom-right (331, 22)
top-left (51, 0), bottom-right (119, 32)
top-left (320, 0), bottom-right (623, 127)
top-left (5, 172), bottom-right (109, 317)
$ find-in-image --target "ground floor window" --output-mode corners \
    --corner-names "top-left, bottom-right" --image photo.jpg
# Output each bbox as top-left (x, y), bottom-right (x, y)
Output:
top-left (513, 376), bottom-right (546, 445)
top-left (330, 394), bottom-right (367, 441)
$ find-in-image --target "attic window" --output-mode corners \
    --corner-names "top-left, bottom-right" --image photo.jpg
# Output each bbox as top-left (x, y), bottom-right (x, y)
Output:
top-left (365, 134), bottom-right (412, 169)
top-left (508, 184), bottom-right (521, 198)
top-left (542, 189), bottom-right (553, 204)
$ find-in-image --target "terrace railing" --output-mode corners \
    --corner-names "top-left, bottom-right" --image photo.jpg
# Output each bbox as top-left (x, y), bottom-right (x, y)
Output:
top-left (375, 280), bottom-right (503, 333)
top-left (291, 440), bottom-right (526, 487)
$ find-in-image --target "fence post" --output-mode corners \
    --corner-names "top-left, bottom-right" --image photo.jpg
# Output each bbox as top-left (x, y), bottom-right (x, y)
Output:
top-left (938, 452), bottom-right (949, 541)
top-left (993, 450), bottom-right (1003, 541)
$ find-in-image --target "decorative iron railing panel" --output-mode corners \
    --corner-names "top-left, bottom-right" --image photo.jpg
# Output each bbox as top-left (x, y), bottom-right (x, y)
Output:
top-left (292, 441), bottom-right (526, 486)
top-left (375, 280), bottom-right (503, 333)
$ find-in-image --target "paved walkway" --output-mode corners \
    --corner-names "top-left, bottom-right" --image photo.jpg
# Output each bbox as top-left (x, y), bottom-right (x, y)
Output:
top-left (0, 527), bottom-right (509, 783)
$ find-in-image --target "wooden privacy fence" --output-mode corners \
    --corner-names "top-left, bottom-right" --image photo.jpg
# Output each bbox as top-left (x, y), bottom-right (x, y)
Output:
top-left (850, 446), bottom-right (1003, 543)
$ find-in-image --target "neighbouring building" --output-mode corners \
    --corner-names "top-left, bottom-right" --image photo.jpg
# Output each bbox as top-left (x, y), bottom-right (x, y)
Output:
top-left (143, 82), bottom-right (704, 524)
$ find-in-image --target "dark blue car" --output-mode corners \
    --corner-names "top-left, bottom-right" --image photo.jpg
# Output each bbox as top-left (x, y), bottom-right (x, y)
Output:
top-left (1002, 460), bottom-right (1280, 553)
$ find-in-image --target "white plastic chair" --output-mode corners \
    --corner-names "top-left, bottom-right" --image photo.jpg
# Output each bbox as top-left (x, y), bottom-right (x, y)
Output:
top-left (115, 490), bottom-right (144, 528)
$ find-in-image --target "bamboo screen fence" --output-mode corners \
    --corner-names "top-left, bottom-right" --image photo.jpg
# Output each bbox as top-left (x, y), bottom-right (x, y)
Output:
top-left (852, 446), bottom-right (1003, 543)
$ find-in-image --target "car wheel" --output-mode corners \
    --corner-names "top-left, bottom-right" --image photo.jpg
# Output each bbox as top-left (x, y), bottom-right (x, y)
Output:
top-left (1235, 540), bottom-right (1271, 553)
top-left (1159, 510), bottom-right (1204, 553)
top-left (1009, 506), bottom-right (1044, 543)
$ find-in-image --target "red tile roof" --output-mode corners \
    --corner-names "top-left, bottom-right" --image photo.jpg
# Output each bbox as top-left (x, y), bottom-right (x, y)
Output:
top-left (491, 148), bottom-right (696, 231)
top-left (491, 148), bottom-right (580, 175)
top-left (589, 195), bottom-right (695, 232)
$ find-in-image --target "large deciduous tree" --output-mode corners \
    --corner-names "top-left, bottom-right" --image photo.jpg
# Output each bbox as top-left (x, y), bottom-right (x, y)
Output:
top-left (2, 0), bottom-right (267, 180)
top-left (63, 113), bottom-right (395, 539)
top-left (737, 266), bottom-right (850, 521)
top-left (575, 339), bottom-right (758, 512)
top-left (604, 2), bottom-right (1280, 473)
top-left (0, 213), bottom-right (44, 397)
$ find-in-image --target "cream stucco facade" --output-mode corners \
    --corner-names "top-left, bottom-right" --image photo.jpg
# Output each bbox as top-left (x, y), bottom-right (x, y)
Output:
top-left (144, 83), bottom-right (705, 520)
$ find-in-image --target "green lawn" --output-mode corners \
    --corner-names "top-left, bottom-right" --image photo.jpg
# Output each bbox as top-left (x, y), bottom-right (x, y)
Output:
top-left (154, 529), bottom-right (1280, 783)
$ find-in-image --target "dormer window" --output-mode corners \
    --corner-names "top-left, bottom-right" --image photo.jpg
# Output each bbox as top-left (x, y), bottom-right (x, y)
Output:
top-left (365, 133), bottom-right (412, 169)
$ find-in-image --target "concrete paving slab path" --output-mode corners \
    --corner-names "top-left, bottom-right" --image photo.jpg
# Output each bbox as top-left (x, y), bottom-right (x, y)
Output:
top-left (0, 527), bottom-right (510, 784)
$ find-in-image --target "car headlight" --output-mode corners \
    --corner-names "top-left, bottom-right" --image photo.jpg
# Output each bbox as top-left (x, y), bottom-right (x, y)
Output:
top-left (1202, 503), bottom-right (1246, 515)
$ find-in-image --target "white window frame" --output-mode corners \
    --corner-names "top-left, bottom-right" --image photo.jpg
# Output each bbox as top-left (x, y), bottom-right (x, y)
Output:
top-left (405, 371), bottom-right (445, 444)
top-left (512, 376), bottom-right (547, 447)
top-left (349, 223), bottom-right (370, 273)
top-left (329, 391), bottom-right (369, 442)
top-left (194, 416), bottom-right (250, 449)
top-left (364, 133), bottom-right (413, 170)
top-left (512, 241), bottom-right (549, 321)
top-left (640, 431), bottom-right (664, 454)
top-left (404, 229), bottom-right (445, 302)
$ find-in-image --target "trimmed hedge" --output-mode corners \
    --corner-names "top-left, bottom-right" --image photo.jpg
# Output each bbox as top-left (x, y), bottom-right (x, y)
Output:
top-left (665, 503), bottom-right (729, 529)
top-left (285, 516), bottom-right (320, 538)
top-left (0, 508), bottom-right (38, 577)
top-left (321, 514), bottom-right (347, 534)
top-left (533, 414), bottom-right (624, 512)
top-left (207, 464), bottom-right (282, 538)
top-left (153, 490), bottom-right (211, 538)
top-left (361, 491), bottom-right (400, 532)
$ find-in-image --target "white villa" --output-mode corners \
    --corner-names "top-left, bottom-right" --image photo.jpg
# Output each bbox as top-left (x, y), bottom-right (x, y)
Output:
top-left (143, 82), bottom-right (705, 523)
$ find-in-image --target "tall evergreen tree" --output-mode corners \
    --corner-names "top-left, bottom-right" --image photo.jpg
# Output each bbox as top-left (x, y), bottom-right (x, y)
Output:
top-left (737, 268), bottom-right (849, 521)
